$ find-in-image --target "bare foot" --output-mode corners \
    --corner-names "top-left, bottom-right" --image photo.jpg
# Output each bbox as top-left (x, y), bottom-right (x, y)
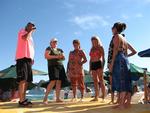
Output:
top-left (43, 101), bottom-right (48, 105)
top-left (100, 99), bottom-right (105, 103)
top-left (114, 101), bottom-right (118, 104)
top-left (108, 101), bottom-right (115, 104)
top-left (90, 98), bottom-right (98, 102)
top-left (118, 105), bottom-right (126, 109)
top-left (71, 98), bottom-right (77, 102)
top-left (125, 103), bottom-right (131, 108)
top-left (112, 105), bottom-right (125, 109)
top-left (112, 105), bottom-right (120, 109)
top-left (56, 99), bottom-right (63, 103)
top-left (11, 99), bottom-right (19, 102)
top-left (43, 98), bottom-right (48, 105)
top-left (79, 98), bottom-right (84, 102)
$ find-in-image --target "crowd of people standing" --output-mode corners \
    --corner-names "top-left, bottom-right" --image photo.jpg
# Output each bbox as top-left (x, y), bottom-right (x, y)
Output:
top-left (15, 21), bottom-right (138, 109)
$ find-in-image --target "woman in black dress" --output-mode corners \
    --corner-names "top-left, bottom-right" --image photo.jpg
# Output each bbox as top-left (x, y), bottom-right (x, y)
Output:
top-left (43, 38), bottom-right (67, 104)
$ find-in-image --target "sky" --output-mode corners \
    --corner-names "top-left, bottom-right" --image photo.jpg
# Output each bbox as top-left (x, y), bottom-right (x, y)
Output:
top-left (0, 0), bottom-right (150, 82)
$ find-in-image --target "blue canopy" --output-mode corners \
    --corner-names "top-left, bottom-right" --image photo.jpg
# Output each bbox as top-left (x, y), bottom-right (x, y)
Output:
top-left (138, 48), bottom-right (150, 57)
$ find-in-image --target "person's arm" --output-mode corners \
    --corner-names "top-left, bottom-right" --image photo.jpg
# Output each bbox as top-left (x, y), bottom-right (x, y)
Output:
top-left (66, 52), bottom-right (71, 81)
top-left (81, 50), bottom-right (87, 65)
top-left (66, 61), bottom-right (70, 81)
top-left (22, 30), bottom-right (34, 40)
top-left (66, 62), bottom-right (70, 73)
top-left (89, 50), bottom-right (92, 73)
top-left (61, 53), bottom-right (65, 60)
top-left (44, 50), bottom-right (59, 60)
top-left (109, 35), bottom-right (120, 73)
top-left (127, 43), bottom-right (137, 57)
top-left (66, 53), bottom-right (71, 73)
top-left (100, 47), bottom-right (105, 68)
top-left (89, 59), bottom-right (92, 74)
top-left (59, 49), bottom-right (65, 60)
top-left (22, 32), bottom-right (30, 40)
top-left (22, 24), bottom-right (36, 40)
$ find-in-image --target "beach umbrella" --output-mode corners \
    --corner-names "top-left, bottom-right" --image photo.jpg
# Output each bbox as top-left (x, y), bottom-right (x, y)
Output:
top-left (0, 65), bottom-right (46, 91)
top-left (138, 49), bottom-right (150, 103)
top-left (0, 78), bottom-right (37, 91)
top-left (0, 65), bottom-right (17, 78)
top-left (84, 70), bottom-right (94, 84)
top-left (39, 80), bottom-right (70, 89)
top-left (138, 48), bottom-right (150, 57)
top-left (105, 63), bottom-right (150, 103)
top-left (104, 63), bottom-right (150, 81)
top-left (84, 74), bottom-right (93, 84)
top-left (0, 78), bottom-right (17, 91)
top-left (39, 69), bottom-right (109, 89)
top-left (0, 65), bottom-right (47, 78)
top-left (27, 82), bottom-right (37, 90)
top-left (84, 70), bottom-right (108, 85)
top-left (38, 80), bottom-right (48, 88)
top-left (130, 63), bottom-right (150, 81)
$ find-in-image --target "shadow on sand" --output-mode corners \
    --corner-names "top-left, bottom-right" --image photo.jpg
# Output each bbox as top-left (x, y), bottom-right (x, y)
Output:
top-left (0, 101), bottom-right (150, 113)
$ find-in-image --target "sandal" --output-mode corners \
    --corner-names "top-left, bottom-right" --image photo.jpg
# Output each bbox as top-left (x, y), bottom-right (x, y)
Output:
top-left (25, 99), bottom-right (33, 105)
top-left (18, 100), bottom-right (31, 107)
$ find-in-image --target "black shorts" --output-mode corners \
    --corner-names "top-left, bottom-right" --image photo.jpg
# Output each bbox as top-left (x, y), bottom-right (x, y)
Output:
top-left (48, 65), bottom-right (66, 81)
top-left (90, 61), bottom-right (102, 70)
top-left (16, 58), bottom-right (33, 82)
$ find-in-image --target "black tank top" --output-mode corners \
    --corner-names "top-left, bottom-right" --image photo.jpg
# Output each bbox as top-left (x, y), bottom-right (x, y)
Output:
top-left (46, 47), bottom-right (64, 66)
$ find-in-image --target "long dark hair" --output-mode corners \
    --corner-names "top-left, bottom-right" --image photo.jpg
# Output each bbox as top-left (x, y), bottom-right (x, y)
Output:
top-left (112, 22), bottom-right (126, 34)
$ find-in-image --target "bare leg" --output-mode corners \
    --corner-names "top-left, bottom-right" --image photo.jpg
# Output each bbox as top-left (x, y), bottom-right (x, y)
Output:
top-left (72, 85), bottom-right (77, 98)
top-left (71, 85), bottom-right (77, 102)
top-left (109, 91), bottom-right (114, 104)
top-left (18, 80), bottom-right (26, 102)
top-left (80, 88), bottom-right (84, 99)
top-left (118, 92), bottom-right (126, 109)
top-left (115, 92), bottom-right (120, 104)
top-left (24, 82), bottom-right (28, 100)
top-left (70, 78), bottom-right (77, 102)
top-left (56, 80), bottom-right (63, 102)
top-left (43, 80), bottom-right (56, 104)
top-left (78, 76), bottom-right (85, 101)
top-left (98, 69), bottom-right (106, 100)
top-left (125, 92), bottom-right (131, 108)
top-left (112, 92), bottom-right (120, 108)
top-left (91, 71), bottom-right (99, 101)
top-left (108, 76), bottom-right (115, 104)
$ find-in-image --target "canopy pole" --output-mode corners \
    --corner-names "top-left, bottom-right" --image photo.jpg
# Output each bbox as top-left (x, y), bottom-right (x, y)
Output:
top-left (143, 69), bottom-right (148, 103)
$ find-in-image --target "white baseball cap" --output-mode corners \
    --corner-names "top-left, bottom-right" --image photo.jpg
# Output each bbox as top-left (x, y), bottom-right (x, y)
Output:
top-left (50, 38), bottom-right (58, 42)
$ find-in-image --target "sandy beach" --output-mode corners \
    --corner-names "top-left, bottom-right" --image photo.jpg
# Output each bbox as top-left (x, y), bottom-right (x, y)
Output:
top-left (0, 92), bottom-right (150, 113)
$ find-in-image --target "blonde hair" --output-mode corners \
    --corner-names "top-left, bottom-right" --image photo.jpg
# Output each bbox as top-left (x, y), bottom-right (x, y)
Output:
top-left (91, 35), bottom-right (103, 47)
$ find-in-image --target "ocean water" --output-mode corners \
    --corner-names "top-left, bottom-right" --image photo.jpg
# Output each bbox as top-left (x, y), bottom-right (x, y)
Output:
top-left (25, 86), bottom-right (103, 101)
top-left (26, 87), bottom-right (55, 101)
top-left (26, 94), bottom-right (54, 100)
top-left (26, 88), bottom-right (66, 101)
